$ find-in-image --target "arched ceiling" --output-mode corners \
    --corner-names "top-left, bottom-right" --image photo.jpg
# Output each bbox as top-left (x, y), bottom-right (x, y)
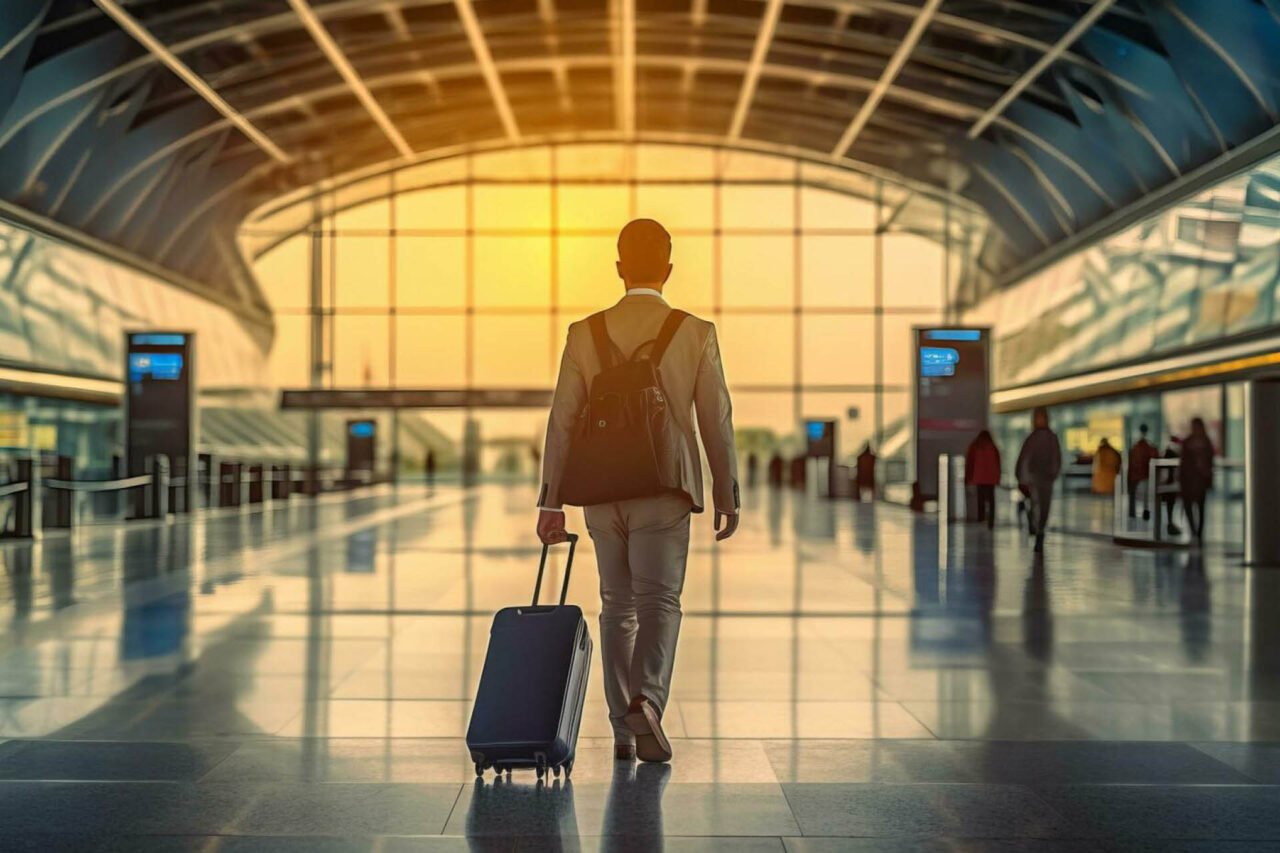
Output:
top-left (3, 0), bottom-right (1280, 319)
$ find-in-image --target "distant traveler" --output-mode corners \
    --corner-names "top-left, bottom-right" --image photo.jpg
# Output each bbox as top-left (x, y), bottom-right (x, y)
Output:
top-left (855, 443), bottom-right (877, 502)
top-left (1179, 417), bottom-right (1215, 543)
top-left (1091, 438), bottom-right (1121, 496)
top-left (425, 450), bottom-right (437, 485)
top-left (1016, 407), bottom-right (1062, 553)
top-left (1127, 424), bottom-right (1159, 519)
top-left (747, 452), bottom-right (759, 489)
top-left (965, 430), bottom-right (1001, 530)
top-left (789, 454), bottom-right (806, 488)
top-left (537, 218), bottom-right (740, 764)
top-left (767, 452), bottom-right (784, 488)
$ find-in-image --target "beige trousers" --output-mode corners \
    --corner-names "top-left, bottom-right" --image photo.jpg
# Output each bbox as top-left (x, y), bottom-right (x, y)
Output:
top-left (584, 492), bottom-right (693, 743)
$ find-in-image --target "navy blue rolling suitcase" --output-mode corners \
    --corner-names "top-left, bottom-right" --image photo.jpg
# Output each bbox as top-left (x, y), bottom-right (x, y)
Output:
top-left (467, 534), bottom-right (592, 779)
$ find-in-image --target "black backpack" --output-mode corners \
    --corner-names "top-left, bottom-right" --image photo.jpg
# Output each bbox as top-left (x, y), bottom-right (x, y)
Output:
top-left (558, 309), bottom-right (688, 507)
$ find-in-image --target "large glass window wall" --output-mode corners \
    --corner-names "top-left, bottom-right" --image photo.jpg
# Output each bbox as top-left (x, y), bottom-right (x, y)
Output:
top-left (246, 144), bottom-right (977, 476)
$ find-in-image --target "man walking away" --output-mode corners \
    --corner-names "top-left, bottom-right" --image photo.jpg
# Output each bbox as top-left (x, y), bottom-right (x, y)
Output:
top-left (1179, 417), bottom-right (1215, 544)
top-left (537, 219), bottom-right (740, 764)
top-left (1016, 407), bottom-right (1062, 553)
top-left (1127, 424), bottom-right (1158, 519)
top-left (965, 430), bottom-right (1001, 530)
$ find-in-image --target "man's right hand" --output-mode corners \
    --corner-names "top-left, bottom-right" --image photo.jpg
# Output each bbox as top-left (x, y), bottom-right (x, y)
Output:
top-left (537, 509), bottom-right (569, 544)
top-left (714, 510), bottom-right (739, 542)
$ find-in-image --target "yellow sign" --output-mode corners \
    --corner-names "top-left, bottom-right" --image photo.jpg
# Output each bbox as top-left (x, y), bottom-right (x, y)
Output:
top-left (0, 412), bottom-right (28, 448)
top-left (31, 424), bottom-right (57, 452)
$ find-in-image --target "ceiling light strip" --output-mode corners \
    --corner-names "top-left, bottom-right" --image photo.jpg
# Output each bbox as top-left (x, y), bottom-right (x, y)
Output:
top-left (286, 0), bottom-right (415, 158)
top-left (728, 0), bottom-right (785, 140)
top-left (831, 0), bottom-right (944, 159)
top-left (453, 0), bottom-right (521, 140)
top-left (92, 0), bottom-right (291, 163)
top-left (968, 0), bottom-right (1119, 139)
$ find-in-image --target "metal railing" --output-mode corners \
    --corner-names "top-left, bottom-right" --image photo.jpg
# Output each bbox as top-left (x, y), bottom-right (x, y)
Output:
top-left (0, 452), bottom-right (394, 539)
top-left (1113, 457), bottom-right (1244, 546)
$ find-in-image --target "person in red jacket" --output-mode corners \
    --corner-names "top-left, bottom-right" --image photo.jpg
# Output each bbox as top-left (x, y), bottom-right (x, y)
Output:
top-left (965, 429), bottom-right (1002, 530)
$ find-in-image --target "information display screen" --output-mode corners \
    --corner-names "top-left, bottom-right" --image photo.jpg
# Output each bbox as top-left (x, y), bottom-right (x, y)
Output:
top-left (347, 419), bottom-right (377, 473)
top-left (125, 332), bottom-right (194, 497)
top-left (914, 328), bottom-right (989, 496)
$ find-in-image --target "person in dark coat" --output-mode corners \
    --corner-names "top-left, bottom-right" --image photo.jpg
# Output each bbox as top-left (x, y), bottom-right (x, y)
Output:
top-left (1179, 417), bottom-right (1215, 542)
top-left (1016, 407), bottom-right (1062, 553)
top-left (1127, 424), bottom-right (1159, 519)
top-left (855, 443), bottom-right (877, 502)
top-left (767, 452), bottom-right (784, 488)
top-left (965, 430), bottom-right (1001, 530)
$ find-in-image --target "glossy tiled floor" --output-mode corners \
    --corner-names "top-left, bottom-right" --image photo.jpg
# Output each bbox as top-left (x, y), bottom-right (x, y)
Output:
top-left (3, 483), bottom-right (1280, 851)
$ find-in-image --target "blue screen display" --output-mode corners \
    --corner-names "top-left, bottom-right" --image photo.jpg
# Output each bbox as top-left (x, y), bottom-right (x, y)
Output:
top-left (920, 346), bottom-right (959, 377)
top-left (924, 329), bottom-right (982, 342)
top-left (349, 421), bottom-right (376, 438)
top-left (131, 333), bottom-right (187, 346)
top-left (805, 420), bottom-right (827, 441)
top-left (128, 352), bottom-right (184, 382)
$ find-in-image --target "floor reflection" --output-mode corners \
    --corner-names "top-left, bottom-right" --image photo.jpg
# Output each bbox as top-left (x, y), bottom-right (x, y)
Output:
top-left (0, 484), bottom-right (1277, 847)
top-left (465, 775), bottom-right (580, 846)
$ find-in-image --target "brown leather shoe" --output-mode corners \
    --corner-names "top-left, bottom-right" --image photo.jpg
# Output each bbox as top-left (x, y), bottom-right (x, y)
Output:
top-left (623, 696), bottom-right (673, 763)
top-left (614, 744), bottom-right (637, 761)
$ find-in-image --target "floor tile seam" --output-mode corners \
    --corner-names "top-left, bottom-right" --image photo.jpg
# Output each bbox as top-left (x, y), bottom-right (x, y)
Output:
top-left (1030, 782), bottom-right (1280, 789)
top-left (890, 698), bottom-right (941, 741)
top-left (1187, 742), bottom-right (1280, 778)
top-left (438, 782), bottom-right (466, 835)
top-left (190, 739), bottom-right (248, 783)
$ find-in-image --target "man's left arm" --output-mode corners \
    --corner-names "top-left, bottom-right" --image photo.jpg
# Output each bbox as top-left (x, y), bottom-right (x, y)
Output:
top-left (693, 324), bottom-right (740, 541)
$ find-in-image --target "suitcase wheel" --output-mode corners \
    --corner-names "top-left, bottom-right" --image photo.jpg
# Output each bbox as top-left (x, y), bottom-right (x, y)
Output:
top-left (535, 757), bottom-right (547, 779)
top-left (565, 759), bottom-right (573, 777)
top-left (552, 764), bottom-right (561, 778)
top-left (474, 761), bottom-right (484, 778)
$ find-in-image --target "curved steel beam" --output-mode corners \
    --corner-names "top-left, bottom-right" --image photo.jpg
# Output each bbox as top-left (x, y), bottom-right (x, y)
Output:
top-left (79, 51), bottom-right (990, 226)
top-left (5, 0), bottom-right (1145, 178)
top-left (240, 131), bottom-right (985, 255)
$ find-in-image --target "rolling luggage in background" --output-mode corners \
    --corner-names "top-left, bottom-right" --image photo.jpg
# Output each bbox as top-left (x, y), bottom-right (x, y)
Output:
top-left (467, 534), bottom-right (592, 779)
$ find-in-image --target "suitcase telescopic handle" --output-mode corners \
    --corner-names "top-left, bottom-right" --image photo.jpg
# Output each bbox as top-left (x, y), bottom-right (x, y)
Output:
top-left (532, 533), bottom-right (579, 607)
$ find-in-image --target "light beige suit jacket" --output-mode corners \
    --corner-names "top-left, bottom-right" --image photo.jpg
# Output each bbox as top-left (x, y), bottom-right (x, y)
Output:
top-left (539, 290), bottom-right (739, 514)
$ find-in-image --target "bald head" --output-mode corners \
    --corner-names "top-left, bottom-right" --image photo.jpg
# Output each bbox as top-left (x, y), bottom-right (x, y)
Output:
top-left (616, 218), bottom-right (673, 288)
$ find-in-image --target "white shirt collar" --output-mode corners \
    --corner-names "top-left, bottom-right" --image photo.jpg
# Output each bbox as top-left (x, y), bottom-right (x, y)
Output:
top-left (624, 288), bottom-right (667, 302)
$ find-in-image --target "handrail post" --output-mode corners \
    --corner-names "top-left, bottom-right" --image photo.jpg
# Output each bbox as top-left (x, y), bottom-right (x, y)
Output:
top-left (1149, 458), bottom-right (1160, 542)
top-left (152, 454), bottom-right (170, 519)
top-left (13, 458), bottom-right (32, 538)
top-left (52, 456), bottom-right (72, 529)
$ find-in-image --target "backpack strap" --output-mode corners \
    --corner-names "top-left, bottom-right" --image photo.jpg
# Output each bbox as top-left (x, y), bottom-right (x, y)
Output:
top-left (587, 311), bottom-right (617, 370)
top-left (648, 309), bottom-right (688, 366)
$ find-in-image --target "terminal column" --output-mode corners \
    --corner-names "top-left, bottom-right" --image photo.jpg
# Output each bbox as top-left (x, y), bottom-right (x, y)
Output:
top-left (1246, 379), bottom-right (1280, 566)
